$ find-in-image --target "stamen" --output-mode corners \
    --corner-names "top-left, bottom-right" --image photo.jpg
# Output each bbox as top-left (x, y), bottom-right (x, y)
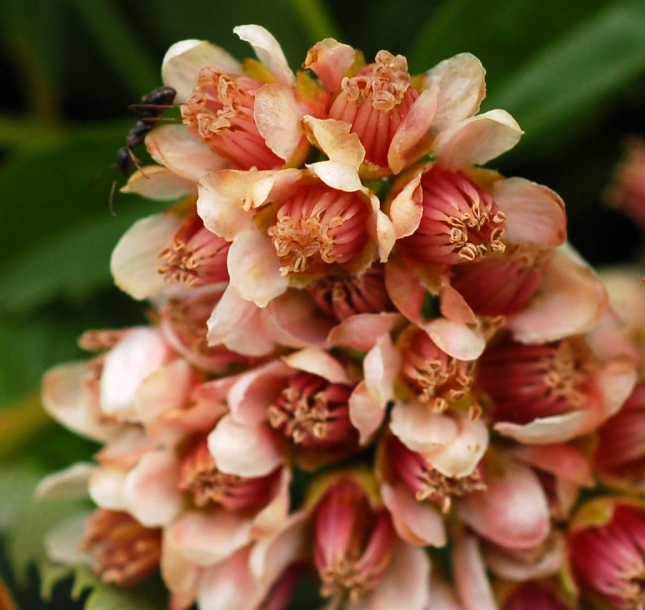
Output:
top-left (81, 510), bottom-right (161, 586)
top-left (268, 373), bottom-right (356, 449)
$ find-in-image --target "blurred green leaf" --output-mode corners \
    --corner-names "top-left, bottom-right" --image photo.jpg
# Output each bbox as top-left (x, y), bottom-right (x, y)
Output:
top-left (487, 0), bottom-right (645, 144)
top-left (407, 0), bottom-right (606, 80)
top-left (68, 0), bottom-right (158, 96)
top-left (285, 0), bottom-right (341, 43)
top-left (83, 575), bottom-right (167, 610)
top-left (0, 466), bottom-right (42, 532)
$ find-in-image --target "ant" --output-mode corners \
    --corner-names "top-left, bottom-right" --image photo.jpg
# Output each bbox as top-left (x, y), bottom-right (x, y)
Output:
top-left (107, 86), bottom-right (177, 214)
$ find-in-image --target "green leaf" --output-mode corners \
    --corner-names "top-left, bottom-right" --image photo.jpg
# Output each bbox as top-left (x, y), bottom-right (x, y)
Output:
top-left (83, 575), bottom-right (168, 610)
top-left (487, 0), bottom-right (645, 143)
top-left (0, 465), bottom-right (42, 532)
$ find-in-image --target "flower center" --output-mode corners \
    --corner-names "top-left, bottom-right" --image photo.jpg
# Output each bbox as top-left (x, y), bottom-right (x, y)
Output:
top-left (309, 264), bottom-right (393, 321)
top-left (401, 331), bottom-right (475, 412)
top-left (178, 435), bottom-right (277, 511)
top-left (157, 211), bottom-right (230, 288)
top-left (181, 67), bottom-right (281, 169)
top-left (400, 169), bottom-right (506, 265)
top-left (81, 509), bottom-right (161, 586)
top-left (268, 184), bottom-right (369, 276)
top-left (268, 372), bottom-right (356, 449)
top-left (478, 338), bottom-right (590, 424)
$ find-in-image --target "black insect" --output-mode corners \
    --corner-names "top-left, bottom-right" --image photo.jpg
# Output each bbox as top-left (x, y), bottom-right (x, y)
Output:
top-left (108, 86), bottom-right (178, 214)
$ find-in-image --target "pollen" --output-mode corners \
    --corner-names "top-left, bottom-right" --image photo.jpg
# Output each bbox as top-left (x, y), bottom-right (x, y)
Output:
top-left (268, 184), bottom-right (369, 277)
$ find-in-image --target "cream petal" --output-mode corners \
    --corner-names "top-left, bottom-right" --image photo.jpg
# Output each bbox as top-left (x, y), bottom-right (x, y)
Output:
top-left (423, 53), bottom-right (486, 133)
top-left (100, 327), bottom-right (174, 419)
top-left (162, 40), bottom-right (241, 102)
top-left (264, 290), bottom-right (333, 349)
top-left (110, 213), bottom-right (181, 301)
top-left (495, 411), bottom-right (590, 445)
top-left (255, 84), bottom-right (303, 161)
top-left (251, 467), bottom-right (291, 537)
top-left (381, 482), bottom-right (446, 547)
top-left (228, 228), bottom-right (289, 307)
top-left (227, 360), bottom-right (291, 425)
top-left (234, 25), bottom-right (294, 86)
top-left (168, 508), bottom-right (253, 566)
top-left (373, 206), bottom-right (397, 261)
top-left (208, 416), bottom-right (283, 477)
top-left (430, 416), bottom-right (488, 479)
top-left (511, 444), bottom-right (594, 487)
top-left (44, 513), bottom-right (92, 566)
top-left (387, 172), bottom-right (423, 239)
top-left (306, 159), bottom-right (363, 192)
top-left (35, 463), bottom-right (95, 500)
top-left (348, 381), bottom-right (386, 445)
top-left (122, 448), bottom-right (184, 527)
top-left (303, 38), bottom-right (356, 91)
top-left (121, 165), bottom-right (195, 200)
top-left (390, 404), bottom-right (458, 454)
top-left (388, 87), bottom-right (439, 175)
top-left (433, 109), bottom-right (523, 169)
top-left (88, 466), bottom-right (127, 510)
top-left (146, 125), bottom-right (228, 182)
top-left (363, 334), bottom-right (399, 405)
top-left (457, 460), bottom-right (550, 549)
top-left (452, 532), bottom-right (497, 610)
top-left (493, 177), bottom-right (567, 247)
top-left (282, 348), bottom-right (352, 384)
top-left (440, 283), bottom-right (477, 325)
top-left (365, 541), bottom-right (431, 610)
top-left (161, 528), bottom-right (200, 602)
top-left (419, 318), bottom-right (485, 361)
top-left (206, 285), bottom-right (275, 357)
top-left (134, 358), bottom-right (195, 428)
top-left (327, 313), bottom-right (403, 352)
top-left (41, 362), bottom-right (121, 442)
top-left (384, 256), bottom-right (427, 322)
top-left (506, 246), bottom-right (609, 344)
top-left (596, 355), bottom-right (638, 420)
top-left (302, 116), bottom-right (364, 168)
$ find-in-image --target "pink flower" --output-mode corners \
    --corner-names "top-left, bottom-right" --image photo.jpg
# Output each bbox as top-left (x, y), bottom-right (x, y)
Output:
top-left (500, 581), bottom-right (571, 610)
top-left (569, 498), bottom-right (645, 609)
top-left (477, 331), bottom-right (637, 444)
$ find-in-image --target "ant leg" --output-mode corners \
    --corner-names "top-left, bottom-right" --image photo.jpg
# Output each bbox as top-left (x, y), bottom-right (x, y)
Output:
top-left (125, 147), bottom-right (150, 179)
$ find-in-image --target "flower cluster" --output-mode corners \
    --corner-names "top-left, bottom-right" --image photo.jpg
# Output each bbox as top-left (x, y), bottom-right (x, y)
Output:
top-left (38, 25), bottom-right (645, 610)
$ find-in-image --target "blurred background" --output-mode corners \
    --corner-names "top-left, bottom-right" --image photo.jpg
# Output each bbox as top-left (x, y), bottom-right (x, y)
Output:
top-left (1, 0), bottom-right (644, 607)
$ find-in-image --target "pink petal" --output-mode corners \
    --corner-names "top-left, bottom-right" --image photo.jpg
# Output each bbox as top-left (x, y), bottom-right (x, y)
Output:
top-left (123, 448), bottom-right (184, 527)
top-left (251, 467), bottom-right (291, 537)
top-left (206, 285), bottom-right (276, 357)
top-left (495, 411), bottom-right (589, 445)
top-left (419, 318), bottom-right (485, 361)
top-left (41, 363), bottom-right (121, 442)
top-left (433, 109), bottom-right (523, 169)
top-left (146, 124), bottom-right (228, 182)
top-left (384, 256), bottom-right (427, 322)
top-left (452, 531), bottom-right (497, 610)
top-left (366, 541), bottom-right (431, 610)
top-left (423, 53), bottom-right (486, 133)
top-left (110, 213), bottom-right (181, 301)
top-left (134, 358), bottom-right (196, 428)
top-left (349, 380), bottom-right (386, 445)
top-left (121, 165), bottom-right (195, 200)
top-left (511, 444), bottom-right (594, 487)
top-left (282, 348), bottom-right (352, 384)
top-left (440, 283), bottom-right (477, 325)
top-left (264, 290), bottom-right (333, 349)
top-left (381, 482), bottom-right (446, 547)
top-left (303, 38), bottom-right (356, 91)
top-left (162, 40), bottom-right (241, 102)
top-left (390, 404), bottom-right (458, 454)
top-left (234, 25), bottom-right (294, 86)
top-left (507, 246), bottom-right (609, 344)
top-left (161, 528), bottom-right (200, 602)
top-left (208, 416), bottom-right (283, 477)
top-left (168, 508), bottom-right (253, 566)
top-left (196, 547), bottom-right (262, 610)
top-left (255, 84), bottom-right (303, 161)
top-left (327, 312), bottom-right (403, 352)
top-left (388, 87), bottom-right (439, 174)
top-left (457, 460), bottom-right (550, 549)
top-left (228, 228), bottom-right (289, 307)
top-left (494, 177), bottom-right (567, 247)
top-left (596, 355), bottom-right (638, 420)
